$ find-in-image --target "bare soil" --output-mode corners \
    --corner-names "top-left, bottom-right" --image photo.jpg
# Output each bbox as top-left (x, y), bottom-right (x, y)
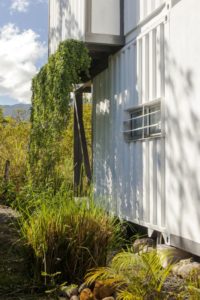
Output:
top-left (0, 205), bottom-right (42, 299)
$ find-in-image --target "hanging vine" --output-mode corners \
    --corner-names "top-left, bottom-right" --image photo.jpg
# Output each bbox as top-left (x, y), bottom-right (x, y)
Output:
top-left (29, 40), bottom-right (91, 190)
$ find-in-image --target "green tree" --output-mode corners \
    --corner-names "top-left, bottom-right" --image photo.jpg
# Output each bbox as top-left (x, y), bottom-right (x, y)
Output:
top-left (30, 40), bottom-right (91, 191)
top-left (0, 117), bottom-right (30, 201)
top-left (0, 108), bottom-right (4, 123)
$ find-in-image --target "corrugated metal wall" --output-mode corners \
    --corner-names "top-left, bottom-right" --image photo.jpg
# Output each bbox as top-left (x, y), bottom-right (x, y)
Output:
top-left (49, 0), bottom-right (85, 55)
top-left (124, 0), bottom-right (165, 35)
top-left (93, 18), bottom-right (166, 231)
top-left (49, 0), bottom-right (62, 54)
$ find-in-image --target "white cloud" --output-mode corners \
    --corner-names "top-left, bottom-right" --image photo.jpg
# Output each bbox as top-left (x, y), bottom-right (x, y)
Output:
top-left (0, 24), bottom-right (47, 103)
top-left (10, 0), bottom-right (48, 13)
top-left (10, 0), bottom-right (30, 13)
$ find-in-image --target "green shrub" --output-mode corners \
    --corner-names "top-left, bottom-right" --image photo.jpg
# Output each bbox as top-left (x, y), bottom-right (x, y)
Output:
top-left (85, 249), bottom-right (173, 300)
top-left (30, 40), bottom-right (91, 191)
top-left (179, 269), bottom-right (200, 298)
top-left (19, 191), bottom-right (122, 285)
top-left (0, 117), bottom-right (30, 203)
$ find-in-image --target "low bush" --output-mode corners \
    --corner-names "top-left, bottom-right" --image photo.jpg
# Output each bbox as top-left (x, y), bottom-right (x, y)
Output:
top-left (85, 249), bottom-right (173, 300)
top-left (19, 190), bottom-right (122, 285)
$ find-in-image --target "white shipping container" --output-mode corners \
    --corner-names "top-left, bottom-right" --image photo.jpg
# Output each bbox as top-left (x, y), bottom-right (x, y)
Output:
top-left (49, 0), bottom-right (200, 256)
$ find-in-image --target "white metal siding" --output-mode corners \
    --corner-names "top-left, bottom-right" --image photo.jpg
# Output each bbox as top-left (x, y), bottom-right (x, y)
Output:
top-left (61, 0), bottom-right (85, 41)
top-left (124, 0), bottom-right (165, 36)
top-left (93, 18), bottom-right (166, 230)
top-left (165, 0), bottom-right (200, 245)
top-left (49, 0), bottom-right (85, 55)
top-left (49, 0), bottom-right (62, 55)
top-left (91, 0), bottom-right (121, 35)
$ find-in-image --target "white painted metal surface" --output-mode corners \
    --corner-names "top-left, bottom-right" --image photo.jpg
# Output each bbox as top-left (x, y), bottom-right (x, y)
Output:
top-left (49, 0), bottom-right (200, 255)
top-left (93, 0), bottom-right (200, 255)
top-left (165, 0), bottom-right (200, 247)
top-left (124, 0), bottom-right (165, 35)
top-left (93, 17), bottom-right (166, 232)
top-left (49, 0), bottom-right (85, 55)
top-left (49, 0), bottom-right (122, 56)
top-left (91, 0), bottom-right (121, 35)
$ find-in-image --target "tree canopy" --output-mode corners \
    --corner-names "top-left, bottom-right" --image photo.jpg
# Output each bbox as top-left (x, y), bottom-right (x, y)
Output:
top-left (29, 40), bottom-right (91, 190)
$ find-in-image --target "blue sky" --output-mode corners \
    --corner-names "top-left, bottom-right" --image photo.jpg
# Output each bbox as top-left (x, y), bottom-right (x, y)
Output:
top-left (0, 0), bottom-right (48, 105)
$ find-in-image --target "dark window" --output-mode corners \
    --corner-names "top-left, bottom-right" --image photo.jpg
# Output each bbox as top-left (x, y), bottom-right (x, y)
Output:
top-left (123, 101), bottom-right (161, 141)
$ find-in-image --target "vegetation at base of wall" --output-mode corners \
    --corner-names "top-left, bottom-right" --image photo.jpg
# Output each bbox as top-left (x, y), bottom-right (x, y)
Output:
top-left (30, 40), bottom-right (91, 192)
top-left (180, 269), bottom-right (200, 298)
top-left (85, 249), bottom-right (173, 300)
top-left (18, 189), bottom-right (123, 285)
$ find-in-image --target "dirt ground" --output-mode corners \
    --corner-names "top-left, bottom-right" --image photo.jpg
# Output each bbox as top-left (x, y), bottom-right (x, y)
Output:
top-left (0, 205), bottom-right (38, 299)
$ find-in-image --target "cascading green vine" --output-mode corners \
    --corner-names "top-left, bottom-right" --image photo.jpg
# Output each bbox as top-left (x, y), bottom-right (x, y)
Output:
top-left (29, 40), bottom-right (91, 190)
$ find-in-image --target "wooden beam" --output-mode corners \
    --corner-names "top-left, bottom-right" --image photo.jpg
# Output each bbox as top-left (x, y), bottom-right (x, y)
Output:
top-left (75, 81), bottom-right (92, 94)
top-left (73, 96), bottom-right (83, 195)
top-left (74, 93), bottom-right (92, 187)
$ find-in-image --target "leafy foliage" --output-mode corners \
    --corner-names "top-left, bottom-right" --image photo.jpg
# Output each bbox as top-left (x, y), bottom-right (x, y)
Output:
top-left (0, 116), bottom-right (30, 203)
top-left (179, 269), bottom-right (200, 298)
top-left (0, 108), bottom-right (3, 122)
top-left (30, 40), bottom-right (91, 191)
top-left (19, 190), bottom-right (122, 284)
top-left (85, 249), bottom-right (173, 300)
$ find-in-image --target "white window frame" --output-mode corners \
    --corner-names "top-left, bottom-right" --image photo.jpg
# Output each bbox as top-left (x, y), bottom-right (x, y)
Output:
top-left (123, 99), bottom-right (162, 142)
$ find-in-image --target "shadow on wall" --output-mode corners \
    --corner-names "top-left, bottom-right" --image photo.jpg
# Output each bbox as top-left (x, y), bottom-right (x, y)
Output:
top-left (94, 23), bottom-right (141, 221)
top-left (49, 1), bottom-right (200, 248)
top-left (164, 39), bottom-right (200, 245)
top-left (49, 0), bottom-right (83, 55)
top-left (94, 15), bottom-right (200, 249)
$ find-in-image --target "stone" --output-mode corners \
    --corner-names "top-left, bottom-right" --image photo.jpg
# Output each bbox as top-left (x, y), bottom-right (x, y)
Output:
top-left (172, 258), bottom-right (200, 279)
top-left (93, 281), bottom-right (114, 300)
top-left (133, 238), bottom-right (156, 253)
top-left (61, 285), bottom-right (78, 298)
top-left (80, 288), bottom-right (94, 300)
top-left (78, 282), bottom-right (90, 293)
top-left (70, 296), bottom-right (79, 300)
top-left (156, 245), bottom-right (192, 268)
top-left (68, 287), bottom-right (79, 297)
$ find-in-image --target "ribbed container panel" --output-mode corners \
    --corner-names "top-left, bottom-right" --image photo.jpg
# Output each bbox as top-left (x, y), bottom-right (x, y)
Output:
top-left (124, 0), bottom-right (165, 35)
top-left (49, 0), bottom-right (85, 55)
top-left (93, 19), bottom-right (166, 230)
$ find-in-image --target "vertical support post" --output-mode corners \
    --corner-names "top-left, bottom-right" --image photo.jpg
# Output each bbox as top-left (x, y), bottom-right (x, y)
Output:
top-left (74, 95), bottom-right (83, 196)
top-left (74, 92), bottom-right (92, 196)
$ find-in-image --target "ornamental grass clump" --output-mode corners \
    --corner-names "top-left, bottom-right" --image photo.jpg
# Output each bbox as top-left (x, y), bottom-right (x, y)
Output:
top-left (20, 191), bottom-right (122, 285)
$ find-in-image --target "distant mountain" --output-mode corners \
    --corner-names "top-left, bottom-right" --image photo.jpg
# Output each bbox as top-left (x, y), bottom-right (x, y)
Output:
top-left (0, 104), bottom-right (31, 121)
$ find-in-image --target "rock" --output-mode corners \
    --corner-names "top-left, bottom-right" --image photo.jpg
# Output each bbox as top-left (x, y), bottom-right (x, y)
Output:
top-left (68, 287), bottom-right (79, 297)
top-left (172, 258), bottom-right (200, 279)
top-left (78, 282), bottom-right (90, 293)
top-left (93, 281), bottom-right (114, 300)
top-left (133, 238), bottom-right (156, 253)
top-left (80, 288), bottom-right (94, 300)
top-left (61, 285), bottom-right (78, 298)
top-left (102, 297), bottom-right (115, 300)
top-left (156, 245), bottom-right (192, 268)
top-left (70, 296), bottom-right (79, 300)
